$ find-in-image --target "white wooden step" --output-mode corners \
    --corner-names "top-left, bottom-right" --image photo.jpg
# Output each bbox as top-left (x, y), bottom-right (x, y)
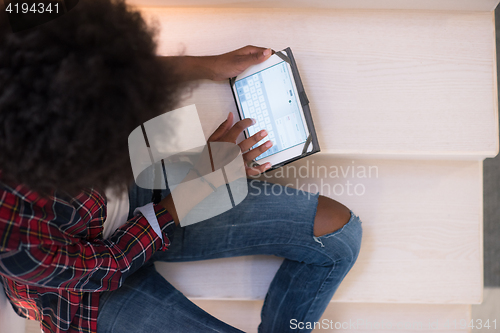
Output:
top-left (190, 300), bottom-right (472, 333)
top-left (137, 7), bottom-right (498, 159)
top-left (129, 0), bottom-right (499, 12)
top-left (155, 157), bottom-right (483, 304)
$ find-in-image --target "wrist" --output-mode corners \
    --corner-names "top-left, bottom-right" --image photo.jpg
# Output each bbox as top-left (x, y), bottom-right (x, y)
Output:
top-left (159, 55), bottom-right (214, 81)
top-left (196, 55), bottom-right (216, 81)
top-left (182, 56), bottom-right (214, 81)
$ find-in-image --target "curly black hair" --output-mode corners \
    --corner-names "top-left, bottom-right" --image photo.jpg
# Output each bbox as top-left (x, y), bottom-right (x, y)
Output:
top-left (0, 0), bottom-right (184, 195)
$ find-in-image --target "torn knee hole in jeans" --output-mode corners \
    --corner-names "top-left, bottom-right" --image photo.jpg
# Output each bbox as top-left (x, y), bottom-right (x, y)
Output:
top-left (313, 218), bottom-right (352, 245)
top-left (313, 228), bottom-right (343, 247)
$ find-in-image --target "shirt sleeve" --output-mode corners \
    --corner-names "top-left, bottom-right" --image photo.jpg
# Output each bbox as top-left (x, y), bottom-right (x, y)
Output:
top-left (133, 202), bottom-right (165, 244)
top-left (0, 193), bottom-right (175, 292)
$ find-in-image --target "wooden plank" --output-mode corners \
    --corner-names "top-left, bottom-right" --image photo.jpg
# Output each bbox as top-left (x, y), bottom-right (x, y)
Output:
top-left (128, 0), bottom-right (500, 12)
top-left (191, 300), bottom-right (472, 333)
top-left (155, 158), bottom-right (483, 304)
top-left (138, 8), bottom-right (498, 159)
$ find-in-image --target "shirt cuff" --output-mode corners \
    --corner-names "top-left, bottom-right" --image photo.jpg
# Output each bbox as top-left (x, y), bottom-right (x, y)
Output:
top-left (133, 202), bottom-right (163, 243)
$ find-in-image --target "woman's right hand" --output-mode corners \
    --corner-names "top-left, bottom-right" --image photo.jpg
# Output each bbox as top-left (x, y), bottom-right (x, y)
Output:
top-left (207, 112), bottom-right (273, 176)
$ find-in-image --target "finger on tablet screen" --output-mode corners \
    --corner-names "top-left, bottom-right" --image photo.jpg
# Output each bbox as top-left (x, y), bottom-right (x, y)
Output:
top-left (239, 129), bottom-right (268, 152)
top-left (243, 140), bottom-right (273, 162)
top-left (224, 118), bottom-right (254, 142)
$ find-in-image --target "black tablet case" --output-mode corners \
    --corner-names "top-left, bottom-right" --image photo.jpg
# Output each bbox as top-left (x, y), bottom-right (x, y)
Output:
top-left (230, 47), bottom-right (320, 172)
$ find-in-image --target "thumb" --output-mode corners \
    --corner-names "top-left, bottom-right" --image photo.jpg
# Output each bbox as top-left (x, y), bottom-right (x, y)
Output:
top-left (208, 113), bottom-right (233, 142)
top-left (244, 48), bottom-right (273, 65)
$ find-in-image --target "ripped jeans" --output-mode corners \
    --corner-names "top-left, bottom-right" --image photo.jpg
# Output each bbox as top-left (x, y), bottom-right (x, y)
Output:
top-left (97, 179), bottom-right (363, 333)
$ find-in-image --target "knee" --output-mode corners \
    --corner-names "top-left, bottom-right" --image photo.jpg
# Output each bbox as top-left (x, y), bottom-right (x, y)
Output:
top-left (313, 195), bottom-right (351, 237)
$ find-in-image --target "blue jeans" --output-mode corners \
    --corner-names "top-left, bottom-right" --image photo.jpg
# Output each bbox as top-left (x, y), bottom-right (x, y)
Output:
top-left (97, 179), bottom-right (362, 333)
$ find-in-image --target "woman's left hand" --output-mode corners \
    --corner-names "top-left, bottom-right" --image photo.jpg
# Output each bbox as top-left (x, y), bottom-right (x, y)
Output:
top-left (207, 45), bottom-right (272, 81)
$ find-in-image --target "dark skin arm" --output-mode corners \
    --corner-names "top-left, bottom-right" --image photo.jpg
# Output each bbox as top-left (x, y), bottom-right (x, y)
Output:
top-left (159, 45), bottom-right (272, 82)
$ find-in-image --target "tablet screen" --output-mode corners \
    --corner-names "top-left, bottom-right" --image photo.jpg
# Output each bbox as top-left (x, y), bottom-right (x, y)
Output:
top-left (234, 61), bottom-right (308, 161)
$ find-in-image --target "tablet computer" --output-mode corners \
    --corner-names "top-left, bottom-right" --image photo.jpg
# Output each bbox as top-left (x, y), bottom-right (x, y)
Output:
top-left (230, 47), bottom-right (320, 171)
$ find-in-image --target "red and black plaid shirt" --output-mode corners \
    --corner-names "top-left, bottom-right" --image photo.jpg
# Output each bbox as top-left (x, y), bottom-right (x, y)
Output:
top-left (0, 178), bottom-right (173, 333)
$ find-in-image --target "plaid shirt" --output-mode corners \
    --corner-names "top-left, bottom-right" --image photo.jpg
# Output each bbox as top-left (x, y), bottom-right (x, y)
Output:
top-left (0, 178), bottom-right (174, 333)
